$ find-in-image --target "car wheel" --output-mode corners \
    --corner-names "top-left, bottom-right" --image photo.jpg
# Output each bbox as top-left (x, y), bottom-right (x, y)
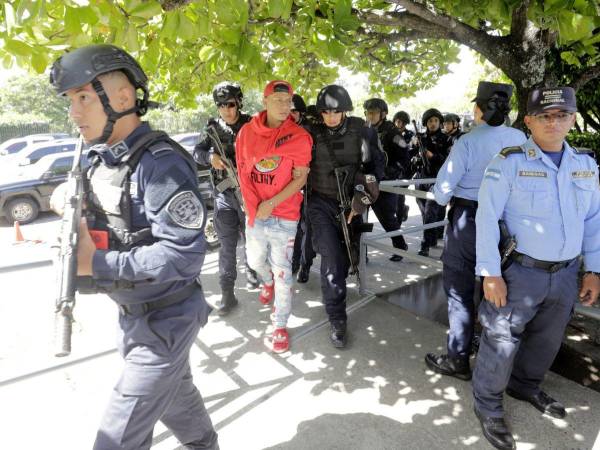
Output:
top-left (5, 197), bottom-right (39, 224)
top-left (204, 215), bottom-right (220, 250)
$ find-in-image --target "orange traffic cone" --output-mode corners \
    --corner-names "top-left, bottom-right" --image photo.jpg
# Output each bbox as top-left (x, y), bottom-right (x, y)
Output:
top-left (13, 221), bottom-right (25, 243)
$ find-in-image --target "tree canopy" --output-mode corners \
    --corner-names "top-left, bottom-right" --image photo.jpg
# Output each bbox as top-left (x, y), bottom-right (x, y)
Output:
top-left (0, 1), bottom-right (599, 123)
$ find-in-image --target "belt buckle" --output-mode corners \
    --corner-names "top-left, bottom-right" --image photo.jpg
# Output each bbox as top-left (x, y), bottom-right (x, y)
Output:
top-left (549, 263), bottom-right (562, 273)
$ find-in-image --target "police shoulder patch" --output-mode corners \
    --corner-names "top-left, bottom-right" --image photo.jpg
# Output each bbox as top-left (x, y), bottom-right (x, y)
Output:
top-left (166, 190), bottom-right (205, 229)
top-left (499, 146), bottom-right (524, 158)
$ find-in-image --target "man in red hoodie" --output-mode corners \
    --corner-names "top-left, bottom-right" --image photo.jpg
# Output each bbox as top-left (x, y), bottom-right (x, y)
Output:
top-left (236, 80), bottom-right (313, 353)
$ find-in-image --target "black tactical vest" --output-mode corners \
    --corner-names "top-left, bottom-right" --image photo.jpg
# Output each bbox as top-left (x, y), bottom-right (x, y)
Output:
top-left (309, 117), bottom-right (364, 201)
top-left (86, 131), bottom-right (196, 251)
top-left (208, 114), bottom-right (250, 183)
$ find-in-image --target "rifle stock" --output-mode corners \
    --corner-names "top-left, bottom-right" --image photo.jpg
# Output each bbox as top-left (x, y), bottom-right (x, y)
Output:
top-left (411, 119), bottom-right (430, 174)
top-left (54, 136), bottom-right (85, 357)
top-left (334, 167), bottom-right (361, 285)
top-left (206, 126), bottom-right (245, 211)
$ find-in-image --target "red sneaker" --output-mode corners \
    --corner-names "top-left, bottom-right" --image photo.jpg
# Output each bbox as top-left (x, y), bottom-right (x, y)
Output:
top-left (270, 328), bottom-right (289, 353)
top-left (259, 282), bottom-right (274, 305)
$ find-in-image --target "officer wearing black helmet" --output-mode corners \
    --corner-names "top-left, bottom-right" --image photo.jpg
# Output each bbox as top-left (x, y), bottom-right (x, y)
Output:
top-left (194, 82), bottom-right (259, 315)
top-left (443, 112), bottom-right (465, 145)
top-left (413, 108), bottom-right (452, 256)
top-left (50, 44), bottom-right (218, 449)
top-left (364, 98), bottom-right (411, 260)
top-left (306, 85), bottom-right (384, 347)
top-left (392, 110), bottom-right (414, 223)
top-left (290, 93), bottom-right (317, 282)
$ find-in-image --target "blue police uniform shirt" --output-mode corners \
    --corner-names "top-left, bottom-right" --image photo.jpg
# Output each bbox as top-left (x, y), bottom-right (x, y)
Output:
top-left (542, 149), bottom-right (564, 168)
top-left (90, 122), bottom-right (207, 304)
top-left (476, 136), bottom-right (600, 276)
top-left (433, 123), bottom-right (526, 205)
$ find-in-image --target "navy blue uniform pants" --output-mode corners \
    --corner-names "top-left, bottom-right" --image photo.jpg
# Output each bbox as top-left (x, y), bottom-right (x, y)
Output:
top-left (292, 201), bottom-right (316, 269)
top-left (213, 189), bottom-right (246, 289)
top-left (307, 194), bottom-right (351, 322)
top-left (416, 194), bottom-right (446, 247)
top-left (94, 289), bottom-right (218, 449)
top-left (441, 204), bottom-right (479, 361)
top-left (371, 190), bottom-right (407, 250)
top-left (473, 259), bottom-right (578, 418)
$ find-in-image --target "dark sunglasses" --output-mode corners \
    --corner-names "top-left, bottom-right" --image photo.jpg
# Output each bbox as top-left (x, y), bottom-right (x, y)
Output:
top-left (217, 102), bottom-right (237, 109)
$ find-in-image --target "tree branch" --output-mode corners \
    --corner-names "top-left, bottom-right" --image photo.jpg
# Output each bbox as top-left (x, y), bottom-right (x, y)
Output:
top-left (570, 65), bottom-right (600, 91)
top-left (510, 1), bottom-right (530, 42)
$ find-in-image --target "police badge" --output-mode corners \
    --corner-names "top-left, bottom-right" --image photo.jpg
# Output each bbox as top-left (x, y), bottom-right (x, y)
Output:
top-left (166, 191), bottom-right (205, 229)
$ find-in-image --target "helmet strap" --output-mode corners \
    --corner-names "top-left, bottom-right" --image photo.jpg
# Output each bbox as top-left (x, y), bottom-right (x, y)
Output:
top-left (91, 78), bottom-right (139, 145)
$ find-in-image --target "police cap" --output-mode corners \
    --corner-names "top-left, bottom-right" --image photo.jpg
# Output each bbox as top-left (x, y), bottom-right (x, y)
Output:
top-left (472, 81), bottom-right (513, 102)
top-left (527, 86), bottom-right (577, 115)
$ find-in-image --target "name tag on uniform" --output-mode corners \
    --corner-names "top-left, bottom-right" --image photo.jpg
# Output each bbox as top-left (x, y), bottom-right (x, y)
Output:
top-left (518, 170), bottom-right (547, 178)
top-left (572, 170), bottom-right (595, 179)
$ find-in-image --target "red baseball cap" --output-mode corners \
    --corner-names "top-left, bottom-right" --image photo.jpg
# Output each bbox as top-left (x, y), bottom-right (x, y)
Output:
top-left (263, 80), bottom-right (293, 98)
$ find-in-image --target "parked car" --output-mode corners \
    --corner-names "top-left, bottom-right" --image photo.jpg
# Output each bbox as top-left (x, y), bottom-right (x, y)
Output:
top-left (0, 151), bottom-right (88, 224)
top-left (13, 138), bottom-right (78, 167)
top-left (0, 133), bottom-right (71, 157)
top-left (172, 132), bottom-right (201, 154)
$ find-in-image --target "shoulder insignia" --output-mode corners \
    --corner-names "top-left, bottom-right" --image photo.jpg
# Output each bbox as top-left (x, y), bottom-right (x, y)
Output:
top-left (499, 146), bottom-right (524, 158)
top-left (148, 142), bottom-right (173, 158)
top-left (166, 191), bottom-right (205, 229)
top-left (573, 147), bottom-right (593, 154)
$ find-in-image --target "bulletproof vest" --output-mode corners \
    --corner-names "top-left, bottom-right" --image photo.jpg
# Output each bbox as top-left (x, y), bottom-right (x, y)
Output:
top-left (209, 114), bottom-right (250, 183)
top-left (86, 130), bottom-right (196, 251)
top-left (309, 117), bottom-right (364, 201)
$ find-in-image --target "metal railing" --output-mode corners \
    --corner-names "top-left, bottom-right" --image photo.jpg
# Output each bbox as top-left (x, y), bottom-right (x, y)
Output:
top-left (357, 179), bottom-right (600, 322)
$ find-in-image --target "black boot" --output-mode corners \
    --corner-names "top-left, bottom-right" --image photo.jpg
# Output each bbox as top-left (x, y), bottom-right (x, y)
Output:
top-left (474, 408), bottom-right (516, 450)
top-left (424, 353), bottom-right (472, 380)
top-left (330, 320), bottom-right (347, 348)
top-left (246, 265), bottom-right (259, 289)
top-left (215, 286), bottom-right (238, 316)
top-left (297, 265), bottom-right (310, 283)
top-left (418, 242), bottom-right (429, 257)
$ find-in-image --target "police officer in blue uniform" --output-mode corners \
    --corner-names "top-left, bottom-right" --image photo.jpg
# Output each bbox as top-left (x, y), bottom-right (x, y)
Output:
top-left (473, 86), bottom-right (600, 450)
top-left (413, 108), bottom-right (452, 256)
top-left (194, 82), bottom-right (259, 315)
top-left (307, 85), bottom-right (384, 347)
top-left (50, 44), bottom-right (219, 450)
top-left (364, 98), bottom-right (411, 261)
top-left (425, 81), bottom-right (526, 380)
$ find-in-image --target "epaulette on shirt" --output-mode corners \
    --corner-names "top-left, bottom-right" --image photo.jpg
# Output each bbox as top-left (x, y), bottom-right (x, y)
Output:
top-left (148, 141), bottom-right (173, 158)
top-left (573, 147), bottom-right (593, 154)
top-left (499, 146), bottom-right (524, 158)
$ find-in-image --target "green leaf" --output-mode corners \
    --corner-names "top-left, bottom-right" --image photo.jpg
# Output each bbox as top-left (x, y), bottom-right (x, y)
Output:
top-left (78, 6), bottom-right (99, 25)
top-left (198, 45), bottom-right (214, 61)
top-left (557, 11), bottom-right (595, 43)
top-left (130, 1), bottom-right (162, 19)
top-left (125, 24), bottom-right (139, 52)
top-left (4, 39), bottom-right (32, 57)
top-left (64, 6), bottom-right (82, 35)
top-left (178, 11), bottom-right (199, 41)
top-left (31, 51), bottom-right (47, 73)
top-left (4, 2), bottom-right (16, 33)
top-left (328, 39), bottom-right (345, 59)
top-left (221, 28), bottom-right (241, 45)
top-left (161, 11), bottom-right (180, 40)
top-left (144, 38), bottom-right (160, 73)
top-left (560, 50), bottom-right (581, 67)
top-left (268, 0), bottom-right (284, 18)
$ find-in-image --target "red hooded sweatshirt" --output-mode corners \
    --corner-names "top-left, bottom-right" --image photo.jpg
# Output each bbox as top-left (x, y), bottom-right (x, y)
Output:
top-left (236, 111), bottom-right (313, 226)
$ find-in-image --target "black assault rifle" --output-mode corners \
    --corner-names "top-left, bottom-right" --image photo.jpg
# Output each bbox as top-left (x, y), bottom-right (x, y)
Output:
top-left (206, 126), bottom-right (244, 211)
top-left (411, 119), bottom-right (430, 174)
top-left (334, 166), bottom-right (361, 286)
top-left (54, 136), bottom-right (85, 357)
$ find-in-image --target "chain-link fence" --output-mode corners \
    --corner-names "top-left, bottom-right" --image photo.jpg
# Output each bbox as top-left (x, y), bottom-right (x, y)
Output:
top-left (0, 122), bottom-right (51, 143)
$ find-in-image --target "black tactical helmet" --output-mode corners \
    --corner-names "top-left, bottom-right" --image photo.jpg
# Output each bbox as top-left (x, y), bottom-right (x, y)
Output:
top-left (316, 85), bottom-right (353, 112)
top-left (50, 44), bottom-right (150, 143)
top-left (212, 82), bottom-right (243, 105)
top-left (292, 94), bottom-right (307, 113)
top-left (443, 113), bottom-right (461, 124)
top-left (421, 108), bottom-right (444, 126)
top-left (363, 98), bottom-right (388, 114)
top-left (50, 44), bottom-right (148, 110)
top-left (393, 111), bottom-right (410, 125)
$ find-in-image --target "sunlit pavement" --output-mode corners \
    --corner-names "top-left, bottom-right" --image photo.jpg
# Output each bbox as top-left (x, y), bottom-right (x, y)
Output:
top-left (1, 200), bottom-right (599, 450)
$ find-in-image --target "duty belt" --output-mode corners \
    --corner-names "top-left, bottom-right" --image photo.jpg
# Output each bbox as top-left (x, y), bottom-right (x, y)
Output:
top-left (452, 197), bottom-right (478, 209)
top-left (510, 251), bottom-right (577, 273)
top-left (118, 281), bottom-right (201, 315)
